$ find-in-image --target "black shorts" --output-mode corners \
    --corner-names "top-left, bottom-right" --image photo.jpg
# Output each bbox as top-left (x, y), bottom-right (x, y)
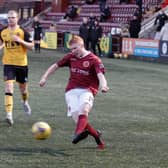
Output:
top-left (3, 65), bottom-right (28, 83)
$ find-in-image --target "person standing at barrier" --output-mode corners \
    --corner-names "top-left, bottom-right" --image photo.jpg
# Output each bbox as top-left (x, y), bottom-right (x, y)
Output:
top-left (100, 5), bottom-right (111, 22)
top-left (79, 17), bottom-right (90, 50)
top-left (89, 20), bottom-right (103, 57)
top-left (129, 15), bottom-right (141, 38)
top-left (39, 35), bottom-right (109, 149)
top-left (154, 10), bottom-right (168, 40)
top-left (0, 10), bottom-right (34, 126)
top-left (159, 20), bottom-right (168, 41)
top-left (33, 16), bottom-right (42, 53)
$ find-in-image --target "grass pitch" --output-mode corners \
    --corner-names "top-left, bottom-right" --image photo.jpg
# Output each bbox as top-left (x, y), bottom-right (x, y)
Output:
top-left (0, 49), bottom-right (168, 168)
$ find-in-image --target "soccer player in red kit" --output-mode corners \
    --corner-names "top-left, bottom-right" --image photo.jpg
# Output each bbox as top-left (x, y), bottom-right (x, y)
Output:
top-left (39, 35), bottom-right (109, 149)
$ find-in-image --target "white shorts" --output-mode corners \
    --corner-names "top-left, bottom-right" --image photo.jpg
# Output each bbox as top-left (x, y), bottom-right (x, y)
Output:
top-left (65, 88), bottom-right (94, 117)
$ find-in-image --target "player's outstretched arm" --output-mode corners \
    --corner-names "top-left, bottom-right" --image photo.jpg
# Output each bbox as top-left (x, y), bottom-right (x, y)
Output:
top-left (39, 63), bottom-right (59, 87)
top-left (97, 72), bottom-right (109, 93)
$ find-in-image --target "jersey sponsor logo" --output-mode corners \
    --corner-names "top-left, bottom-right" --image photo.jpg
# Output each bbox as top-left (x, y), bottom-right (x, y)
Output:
top-left (71, 58), bottom-right (77, 61)
top-left (83, 61), bottom-right (89, 67)
top-left (4, 40), bottom-right (20, 48)
top-left (71, 67), bottom-right (89, 76)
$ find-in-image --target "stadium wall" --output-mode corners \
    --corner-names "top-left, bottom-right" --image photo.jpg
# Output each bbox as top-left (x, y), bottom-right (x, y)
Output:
top-left (122, 38), bottom-right (168, 63)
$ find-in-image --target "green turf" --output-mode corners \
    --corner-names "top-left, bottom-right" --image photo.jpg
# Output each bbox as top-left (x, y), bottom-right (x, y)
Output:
top-left (0, 49), bottom-right (168, 168)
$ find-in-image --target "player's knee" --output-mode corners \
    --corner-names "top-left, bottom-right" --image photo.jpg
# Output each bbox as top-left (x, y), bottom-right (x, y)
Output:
top-left (81, 103), bottom-right (91, 115)
top-left (5, 82), bottom-right (13, 93)
top-left (19, 83), bottom-right (27, 93)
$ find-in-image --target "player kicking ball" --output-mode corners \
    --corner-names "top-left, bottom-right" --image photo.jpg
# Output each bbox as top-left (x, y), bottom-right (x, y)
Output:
top-left (39, 35), bottom-right (109, 149)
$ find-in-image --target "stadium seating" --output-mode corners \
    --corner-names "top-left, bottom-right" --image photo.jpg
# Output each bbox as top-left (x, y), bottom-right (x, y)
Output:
top-left (80, 4), bottom-right (100, 13)
top-left (68, 0), bottom-right (84, 6)
top-left (142, 0), bottom-right (161, 9)
top-left (110, 13), bottom-right (133, 24)
top-left (110, 4), bottom-right (138, 14)
top-left (39, 1), bottom-right (140, 36)
top-left (107, 0), bottom-right (120, 4)
top-left (44, 12), bottom-right (65, 22)
top-left (39, 0), bottom-right (163, 36)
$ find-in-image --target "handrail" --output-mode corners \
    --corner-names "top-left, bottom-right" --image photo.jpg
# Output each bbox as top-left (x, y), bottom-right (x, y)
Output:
top-left (139, 6), bottom-right (168, 38)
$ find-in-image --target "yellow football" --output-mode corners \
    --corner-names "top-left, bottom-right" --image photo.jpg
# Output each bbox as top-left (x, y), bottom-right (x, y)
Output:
top-left (32, 121), bottom-right (51, 140)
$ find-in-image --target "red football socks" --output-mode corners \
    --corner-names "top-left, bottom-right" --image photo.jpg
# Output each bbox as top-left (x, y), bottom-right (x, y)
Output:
top-left (75, 115), bottom-right (88, 134)
top-left (85, 123), bottom-right (99, 138)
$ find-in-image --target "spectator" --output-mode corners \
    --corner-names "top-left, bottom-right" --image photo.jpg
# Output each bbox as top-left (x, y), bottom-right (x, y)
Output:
top-left (129, 15), bottom-right (141, 38)
top-left (154, 10), bottom-right (168, 39)
top-left (154, 10), bottom-right (168, 32)
top-left (136, 0), bottom-right (142, 16)
top-left (159, 20), bottom-right (168, 41)
top-left (89, 20), bottom-right (103, 57)
top-left (49, 23), bottom-right (56, 31)
top-left (79, 17), bottom-right (90, 50)
top-left (88, 13), bottom-right (97, 27)
top-left (64, 5), bottom-right (78, 20)
top-left (33, 16), bottom-right (42, 53)
top-left (121, 24), bottom-right (130, 37)
top-left (100, 6), bottom-right (111, 22)
top-left (98, 0), bottom-right (107, 12)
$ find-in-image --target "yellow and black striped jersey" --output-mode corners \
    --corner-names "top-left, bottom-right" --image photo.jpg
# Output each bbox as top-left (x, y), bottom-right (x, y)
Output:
top-left (0, 26), bottom-right (32, 66)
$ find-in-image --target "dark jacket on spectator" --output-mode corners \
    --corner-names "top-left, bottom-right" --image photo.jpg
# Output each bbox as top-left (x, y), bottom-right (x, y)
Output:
top-left (100, 6), bottom-right (111, 22)
top-left (33, 21), bottom-right (42, 41)
top-left (79, 18), bottom-right (90, 49)
top-left (154, 11), bottom-right (168, 32)
top-left (64, 6), bottom-right (78, 19)
top-left (89, 20), bottom-right (103, 56)
top-left (129, 16), bottom-right (141, 38)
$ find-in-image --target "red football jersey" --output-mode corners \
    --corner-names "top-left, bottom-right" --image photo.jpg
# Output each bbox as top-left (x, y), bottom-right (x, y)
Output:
top-left (57, 52), bottom-right (105, 96)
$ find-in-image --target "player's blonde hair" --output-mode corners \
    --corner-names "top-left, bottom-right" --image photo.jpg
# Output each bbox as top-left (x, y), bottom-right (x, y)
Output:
top-left (69, 35), bottom-right (84, 46)
top-left (8, 10), bottom-right (19, 17)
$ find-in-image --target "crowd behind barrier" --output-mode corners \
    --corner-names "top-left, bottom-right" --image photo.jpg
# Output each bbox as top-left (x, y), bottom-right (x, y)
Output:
top-left (27, 26), bottom-right (168, 63)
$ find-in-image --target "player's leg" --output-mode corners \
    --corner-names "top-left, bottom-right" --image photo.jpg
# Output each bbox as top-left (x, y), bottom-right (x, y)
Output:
top-left (18, 83), bottom-right (31, 115)
top-left (4, 81), bottom-right (14, 126)
top-left (16, 66), bottom-right (31, 115)
top-left (78, 90), bottom-right (105, 149)
top-left (72, 90), bottom-right (93, 144)
top-left (34, 40), bottom-right (39, 53)
top-left (37, 40), bottom-right (41, 53)
top-left (3, 65), bottom-right (15, 126)
top-left (65, 89), bottom-right (89, 144)
top-left (85, 123), bottom-right (105, 149)
top-left (34, 43), bottom-right (38, 52)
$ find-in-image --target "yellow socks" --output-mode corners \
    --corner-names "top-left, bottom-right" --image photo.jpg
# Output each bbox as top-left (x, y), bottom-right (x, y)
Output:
top-left (5, 93), bottom-right (13, 114)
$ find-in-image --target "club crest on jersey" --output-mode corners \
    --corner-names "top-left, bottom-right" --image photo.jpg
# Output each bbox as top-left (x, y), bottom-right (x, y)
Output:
top-left (83, 61), bottom-right (89, 67)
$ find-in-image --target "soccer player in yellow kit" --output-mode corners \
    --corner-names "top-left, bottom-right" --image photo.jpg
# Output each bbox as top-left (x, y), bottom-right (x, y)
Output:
top-left (0, 10), bottom-right (34, 126)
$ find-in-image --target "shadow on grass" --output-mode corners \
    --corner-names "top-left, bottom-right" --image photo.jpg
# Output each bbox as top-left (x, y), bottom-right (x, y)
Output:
top-left (0, 146), bottom-right (108, 157)
top-left (0, 147), bottom-right (70, 157)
